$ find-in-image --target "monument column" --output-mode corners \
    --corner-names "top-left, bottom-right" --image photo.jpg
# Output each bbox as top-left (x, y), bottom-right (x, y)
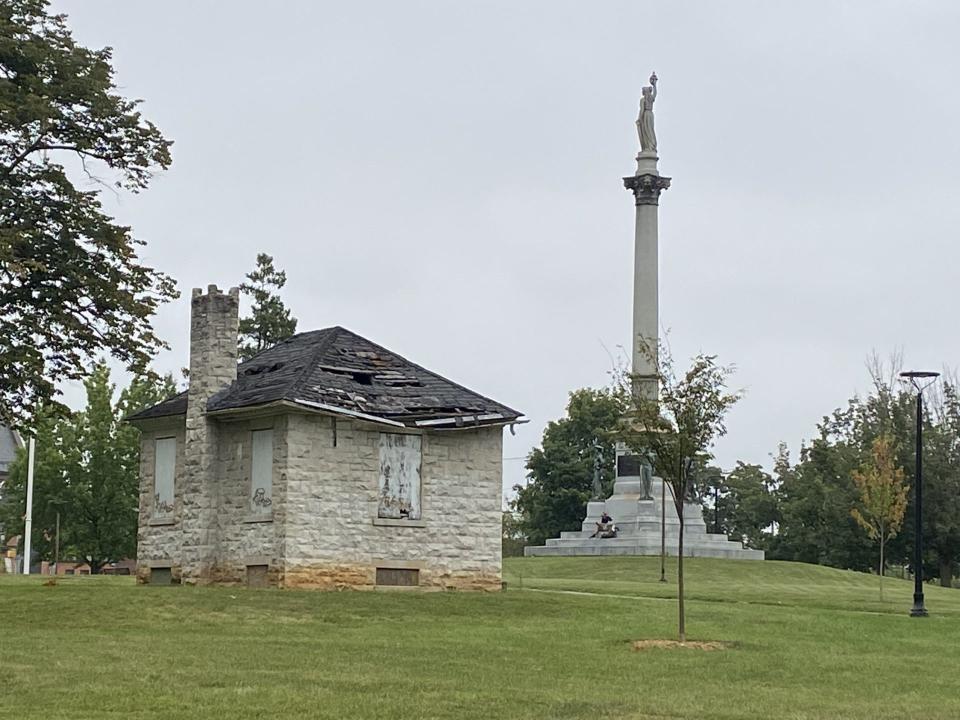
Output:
top-left (623, 73), bottom-right (670, 398)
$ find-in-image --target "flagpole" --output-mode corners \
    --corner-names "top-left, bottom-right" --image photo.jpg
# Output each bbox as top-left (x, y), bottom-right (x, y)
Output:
top-left (23, 437), bottom-right (35, 575)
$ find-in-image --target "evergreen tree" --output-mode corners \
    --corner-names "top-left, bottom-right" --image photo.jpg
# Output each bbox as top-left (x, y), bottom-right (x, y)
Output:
top-left (238, 253), bottom-right (298, 360)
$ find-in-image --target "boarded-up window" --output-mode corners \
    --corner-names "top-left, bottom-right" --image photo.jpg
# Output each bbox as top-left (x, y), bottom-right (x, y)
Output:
top-left (378, 434), bottom-right (422, 520)
top-left (249, 429), bottom-right (274, 515)
top-left (153, 437), bottom-right (176, 519)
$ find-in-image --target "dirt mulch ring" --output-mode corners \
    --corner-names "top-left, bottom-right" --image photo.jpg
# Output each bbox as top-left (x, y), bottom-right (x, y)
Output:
top-left (632, 639), bottom-right (733, 651)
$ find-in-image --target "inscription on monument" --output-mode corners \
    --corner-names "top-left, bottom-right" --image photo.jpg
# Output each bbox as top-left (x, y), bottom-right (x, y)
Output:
top-left (617, 453), bottom-right (644, 477)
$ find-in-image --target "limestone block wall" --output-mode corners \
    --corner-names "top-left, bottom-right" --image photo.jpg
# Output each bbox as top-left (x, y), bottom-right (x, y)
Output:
top-left (283, 413), bottom-right (503, 590)
top-left (211, 415), bottom-right (286, 584)
top-left (182, 286), bottom-right (239, 583)
top-left (135, 419), bottom-right (187, 582)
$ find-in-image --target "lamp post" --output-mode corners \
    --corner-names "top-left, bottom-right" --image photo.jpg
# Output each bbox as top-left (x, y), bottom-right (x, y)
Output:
top-left (900, 369), bottom-right (939, 618)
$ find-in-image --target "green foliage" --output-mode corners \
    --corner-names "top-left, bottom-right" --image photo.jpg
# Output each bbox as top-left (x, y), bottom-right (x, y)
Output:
top-left (619, 342), bottom-right (742, 641)
top-left (850, 435), bottom-right (909, 597)
top-left (711, 462), bottom-right (779, 550)
top-left (0, 364), bottom-right (174, 570)
top-left (238, 253), bottom-right (298, 361)
top-left (620, 346), bottom-right (741, 508)
top-left (759, 362), bottom-right (960, 586)
top-left (514, 387), bottom-right (627, 547)
top-left (501, 511), bottom-right (526, 558)
top-left (0, 1), bottom-right (177, 425)
top-left (0, 408), bottom-right (72, 558)
top-left (768, 434), bottom-right (877, 571)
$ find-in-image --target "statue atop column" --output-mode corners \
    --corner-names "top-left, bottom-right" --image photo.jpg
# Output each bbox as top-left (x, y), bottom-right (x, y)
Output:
top-left (636, 72), bottom-right (658, 154)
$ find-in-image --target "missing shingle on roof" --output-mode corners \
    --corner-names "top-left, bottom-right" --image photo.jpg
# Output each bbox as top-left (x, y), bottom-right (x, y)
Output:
top-left (317, 364), bottom-right (376, 382)
top-left (375, 370), bottom-right (422, 387)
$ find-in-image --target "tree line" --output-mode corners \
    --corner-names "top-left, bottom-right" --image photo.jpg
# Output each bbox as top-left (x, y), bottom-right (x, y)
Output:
top-left (511, 359), bottom-right (960, 588)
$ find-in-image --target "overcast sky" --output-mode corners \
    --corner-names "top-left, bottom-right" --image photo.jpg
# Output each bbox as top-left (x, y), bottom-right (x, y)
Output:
top-left (55, 1), bottom-right (960, 500)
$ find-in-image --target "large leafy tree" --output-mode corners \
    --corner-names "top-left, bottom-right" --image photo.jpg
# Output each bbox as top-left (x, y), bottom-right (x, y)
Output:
top-left (238, 253), bottom-right (298, 360)
top-left (0, 364), bottom-right (175, 571)
top-left (769, 431), bottom-right (876, 571)
top-left (0, 0), bottom-right (176, 424)
top-left (922, 384), bottom-right (960, 586)
top-left (514, 388), bottom-right (627, 547)
top-left (714, 462), bottom-right (779, 551)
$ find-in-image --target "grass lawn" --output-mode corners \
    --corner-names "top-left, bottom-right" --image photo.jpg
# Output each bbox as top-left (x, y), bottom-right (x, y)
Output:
top-left (2, 557), bottom-right (958, 719)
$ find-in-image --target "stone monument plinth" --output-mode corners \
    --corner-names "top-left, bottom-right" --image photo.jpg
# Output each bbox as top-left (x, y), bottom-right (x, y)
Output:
top-left (524, 445), bottom-right (764, 559)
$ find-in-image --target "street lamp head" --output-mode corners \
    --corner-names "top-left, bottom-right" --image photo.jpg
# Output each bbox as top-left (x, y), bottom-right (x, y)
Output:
top-left (900, 370), bottom-right (940, 379)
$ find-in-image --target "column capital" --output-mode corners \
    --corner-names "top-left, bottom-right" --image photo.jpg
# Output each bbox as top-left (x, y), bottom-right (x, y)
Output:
top-left (623, 174), bottom-right (672, 206)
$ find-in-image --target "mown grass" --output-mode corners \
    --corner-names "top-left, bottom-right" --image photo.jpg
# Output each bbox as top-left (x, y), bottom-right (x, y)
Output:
top-left (1, 557), bottom-right (958, 719)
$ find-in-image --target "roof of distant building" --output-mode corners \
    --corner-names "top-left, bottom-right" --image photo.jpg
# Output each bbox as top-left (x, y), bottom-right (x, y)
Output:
top-left (0, 425), bottom-right (23, 475)
top-left (129, 326), bottom-right (522, 428)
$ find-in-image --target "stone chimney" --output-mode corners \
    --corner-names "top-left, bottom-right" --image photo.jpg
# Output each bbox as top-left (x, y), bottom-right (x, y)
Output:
top-left (181, 285), bottom-right (239, 584)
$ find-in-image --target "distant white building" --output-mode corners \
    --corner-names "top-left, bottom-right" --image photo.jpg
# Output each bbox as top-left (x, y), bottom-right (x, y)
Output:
top-left (128, 286), bottom-right (522, 590)
top-left (0, 424), bottom-right (23, 489)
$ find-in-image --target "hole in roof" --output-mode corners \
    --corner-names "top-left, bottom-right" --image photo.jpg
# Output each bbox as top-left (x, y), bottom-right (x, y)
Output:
top-left (243, 362), bottom-right (286, 377)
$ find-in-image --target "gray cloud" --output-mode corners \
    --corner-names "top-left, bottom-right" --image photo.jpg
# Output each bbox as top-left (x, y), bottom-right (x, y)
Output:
top-left (54, 0), bottom-right (960, 494)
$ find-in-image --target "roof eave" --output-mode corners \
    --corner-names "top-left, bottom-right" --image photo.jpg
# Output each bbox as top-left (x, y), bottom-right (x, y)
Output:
top-left (209, 398), bottom-right (525, 432)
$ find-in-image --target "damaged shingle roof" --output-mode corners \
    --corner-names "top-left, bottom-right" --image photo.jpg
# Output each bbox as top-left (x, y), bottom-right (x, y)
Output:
top-left (129, 326), bottom-right (522, 426)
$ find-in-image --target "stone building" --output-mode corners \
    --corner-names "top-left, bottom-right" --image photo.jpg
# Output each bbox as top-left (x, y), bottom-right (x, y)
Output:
top-left (129, 286), bottom-right (522, 590)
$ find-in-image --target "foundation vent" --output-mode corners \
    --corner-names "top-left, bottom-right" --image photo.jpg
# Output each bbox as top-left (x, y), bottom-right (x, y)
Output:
top-left (150, 567), bottom-right (174, 585)
top-left (376, 567), bottom-right (420, 587)
top-left (246, 564), bottom-right (269, 588)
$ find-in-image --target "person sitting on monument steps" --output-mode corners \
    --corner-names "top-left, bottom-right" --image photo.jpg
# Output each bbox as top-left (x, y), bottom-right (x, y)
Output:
top-left (590, 511), bottom-right (616, 538)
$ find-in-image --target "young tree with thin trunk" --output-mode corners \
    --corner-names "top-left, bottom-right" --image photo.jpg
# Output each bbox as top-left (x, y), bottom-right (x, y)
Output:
top-left (620, 342), bottom-right (741, 642)
top-left (851, 435), bottom-right (909, 599)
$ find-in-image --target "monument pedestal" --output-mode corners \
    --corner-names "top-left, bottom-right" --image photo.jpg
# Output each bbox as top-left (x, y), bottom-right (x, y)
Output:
top-left (525, 446), bottom-right (764, 560)
top-left (524, 474), bottom-right (764, 559)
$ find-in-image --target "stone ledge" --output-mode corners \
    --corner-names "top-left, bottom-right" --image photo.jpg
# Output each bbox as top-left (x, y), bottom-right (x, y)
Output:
top-left (372, 517), bottom-right (426, 528)
top-left (242, 514), bottom-right (274, 524)
top-left (148, 517), bottom-right (177, 527)
top-left (372, 558), bottom-right (426, 569)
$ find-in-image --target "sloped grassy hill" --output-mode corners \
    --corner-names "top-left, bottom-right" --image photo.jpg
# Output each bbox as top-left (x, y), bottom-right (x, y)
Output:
top-left (0, 557), bottom-right (957, 720)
